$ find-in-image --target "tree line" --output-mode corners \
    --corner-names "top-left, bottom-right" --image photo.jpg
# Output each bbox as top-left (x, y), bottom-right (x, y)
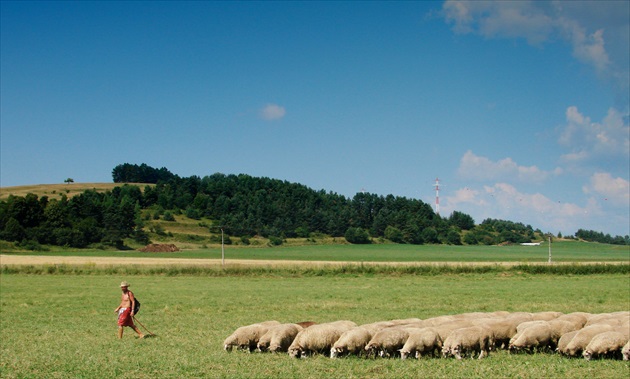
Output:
top-left (0, 186), bottom-right (148, 249)
top-left (1, 163), bottom-right (627, 248)
top-left (575, 229), bottom-right (629, 245)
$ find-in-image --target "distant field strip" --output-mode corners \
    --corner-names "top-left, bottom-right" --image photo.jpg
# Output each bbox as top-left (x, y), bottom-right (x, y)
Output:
top-left (0, 182), bottom-right (153, 200)
top-left (1, 254), bottom-right (628, 267)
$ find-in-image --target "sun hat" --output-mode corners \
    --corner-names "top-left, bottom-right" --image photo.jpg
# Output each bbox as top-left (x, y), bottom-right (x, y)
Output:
top-left (120, 281), bottom-right (130, 287)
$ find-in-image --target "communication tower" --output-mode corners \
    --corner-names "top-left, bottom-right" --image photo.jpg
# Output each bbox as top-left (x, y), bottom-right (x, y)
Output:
top-left (433, 178), bottom-right (440, 216)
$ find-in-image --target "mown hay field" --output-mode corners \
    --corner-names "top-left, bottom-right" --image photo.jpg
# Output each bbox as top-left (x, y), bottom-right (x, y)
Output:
top-left (1, 267), bottom-right (629, 378)
top-left (0, 183), bottom-right (153, 200)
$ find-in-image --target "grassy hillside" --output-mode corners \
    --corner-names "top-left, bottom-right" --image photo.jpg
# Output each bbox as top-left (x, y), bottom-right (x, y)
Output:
top-left (1, 184), bottom-right (628, 262)
top-left (0, 182), bottom-right (152, 200)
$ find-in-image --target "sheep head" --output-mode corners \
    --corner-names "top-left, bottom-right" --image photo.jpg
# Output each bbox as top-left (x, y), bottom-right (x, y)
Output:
top-left (288, 346), bottom-right (302, 358)
top-left (257, 342), bottom-right (269, 352)
top-left (452, 345), bottom-right (464, 360)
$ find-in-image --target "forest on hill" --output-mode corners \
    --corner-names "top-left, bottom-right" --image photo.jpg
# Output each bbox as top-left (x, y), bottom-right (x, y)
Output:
top-left (1, 163), bottom-right (628, 249)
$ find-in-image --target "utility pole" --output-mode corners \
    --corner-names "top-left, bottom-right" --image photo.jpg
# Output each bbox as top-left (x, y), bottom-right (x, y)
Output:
top-left (221, 228), bottom-right (225, 268)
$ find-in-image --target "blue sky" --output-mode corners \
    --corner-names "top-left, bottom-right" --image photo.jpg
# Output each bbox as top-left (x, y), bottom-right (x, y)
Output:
top-left (1, 1), bottom-right (628, 237)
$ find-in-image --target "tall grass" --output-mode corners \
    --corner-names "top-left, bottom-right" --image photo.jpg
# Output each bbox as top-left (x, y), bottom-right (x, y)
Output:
top-left (1, 272), bottom-right (629, 378)
top-left (2, 262), bottom-right (629, 276)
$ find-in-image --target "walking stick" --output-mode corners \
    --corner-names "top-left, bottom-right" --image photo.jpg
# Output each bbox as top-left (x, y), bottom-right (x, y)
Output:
top-left (133, 316), bottom-right (156, 336)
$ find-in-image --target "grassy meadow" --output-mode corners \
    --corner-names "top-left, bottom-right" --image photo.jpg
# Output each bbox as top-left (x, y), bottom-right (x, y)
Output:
top-left (2, 184), bottom-right (629, 377)
top-left (0, 183), bottom-right (152, 200)
top-left (2, 239), bottom-right (629, 263)
top-left (1, 270), bottom-right (629, 378)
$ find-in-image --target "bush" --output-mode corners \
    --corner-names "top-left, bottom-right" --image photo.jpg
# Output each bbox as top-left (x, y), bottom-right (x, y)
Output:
top-left (150, 224), bottom-right (166, 236)
top-left (163, 212), bottom-right (175, 222)
top-left (446, 229), bottom-right (462, 245)
top-left (295, 226), bottom-right (310, 238)
top-left (268, 236), bottom-right (283, 246)
top-left (421, 227), bottom-right (439, 244)
top-left (384, 226), bottom-right (404, 243)
top-left (18, 239), bottom-right (48, 251)
top-left (185, 207), bottom-right (201, 220)
top-left (463, 232), bottom-right (478, 245)
top-left (345, 227), bottom-right (371, 244)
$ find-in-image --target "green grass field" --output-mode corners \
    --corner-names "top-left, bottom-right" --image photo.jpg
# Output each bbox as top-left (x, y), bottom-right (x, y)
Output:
top-left (1, 270), bottom-right (629, 378)
top-left (3, 240), bottom-right (629, 263)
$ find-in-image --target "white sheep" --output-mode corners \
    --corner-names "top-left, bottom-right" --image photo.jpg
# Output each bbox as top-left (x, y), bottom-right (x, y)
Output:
top-left (548, 319), bottom-right (580, 338)
top-left (257, 323), bottom-right (303, 353)
top-left (326, 320), bottom-right (358, 329)
top-left (388, 318), bottom-right (423, 326)
top-left (487, 311), bottom-right (511, 318)
top-left (508, 322), bottom-right (556, 353)
top-left (582, 331), bottom-right (628, 360)
top-left (223, 320), bottom-right (281, 352)
top-left (504, 312), bottom-right (534, 324)
top-left (515, 320), bottom-right (549, 334)
top-left (399, 327), bottom-right (443, 359)
top-left (556, 312), bottom-right (590, 329)
top-left (442, 326), bottom-right (493, 360)
top-left (359, 321), bottom-right (397, 335)
top-left (531, 311), bottom-right (563, 321)
top-left (557, 330), bottom-right (580, 356)
top-left (622, 340), bottom-right (630, 360)
top-left (422, 315), bottom-right (457, 327)
top-left (330, 327), bottom-right (373, 358)
top-left (452, 312), bottom-right (490, 320)
top-left (564, 324), bottom-right (614, 357)
top-left (584, 313), bottom-right (614, 327)
top-left (474, 319), bottom-right (518, 350)
top-left (365, 327), bottom-right (414, 358)
top-left (432, 320), bottom-right (475, 341)
top-left (288, 321), bottom-right (356, 358)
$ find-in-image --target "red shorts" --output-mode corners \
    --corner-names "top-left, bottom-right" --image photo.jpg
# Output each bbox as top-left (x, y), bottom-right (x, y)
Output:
top-left (118, 308), bottom-right (135, 327)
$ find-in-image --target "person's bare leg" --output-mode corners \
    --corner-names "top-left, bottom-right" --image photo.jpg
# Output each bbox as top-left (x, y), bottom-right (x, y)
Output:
top-left (118, 326), bottom-right (124, 339)
top-left (132, 325), bottom-right (145, 338)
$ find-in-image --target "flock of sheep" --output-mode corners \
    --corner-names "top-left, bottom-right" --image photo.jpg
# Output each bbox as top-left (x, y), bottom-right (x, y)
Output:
top-left (223, 311), bottom-right (630, 361)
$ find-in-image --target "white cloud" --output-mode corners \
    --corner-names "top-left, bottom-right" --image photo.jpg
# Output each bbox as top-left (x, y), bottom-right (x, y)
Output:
top-left (442, 0), bottom-right (628, 85)
top-left (259, 104), bottom-right (286, 121)
top-left (457, 150), bottom-right (558, 182)
top-left (446, 187), bottom-right (488, 207)
top-left (562, 23), bottom-right (610, 74)
top-left (559, 106), bottom-right (630, 158)
top-left (445, 182), bottom-right (597, 234)
top-left (559, 150), bottom-right (589, 163)
top-left (583, 172), bottom-right (630, 206)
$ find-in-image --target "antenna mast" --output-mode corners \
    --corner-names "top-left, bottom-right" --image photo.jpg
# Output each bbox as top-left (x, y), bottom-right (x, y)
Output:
top-left (433, 178), bottom-right (440, 216)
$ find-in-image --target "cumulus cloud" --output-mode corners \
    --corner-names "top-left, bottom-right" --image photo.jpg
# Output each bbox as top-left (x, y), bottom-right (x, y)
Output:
top-left (442, 0), bottom-right (628, 84)
top-left (259, 103), bottom-right (286, 121)
top-left (559, 106), bottom-right (630, 159)
top-left (457, 150), bottom-right (559, 182)
top-left (445, 182), bottom-right (597, 234)
top-left (443, 0), bottom-right (554, 45)
top-left (583, 172), bottom-right (630, 206)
